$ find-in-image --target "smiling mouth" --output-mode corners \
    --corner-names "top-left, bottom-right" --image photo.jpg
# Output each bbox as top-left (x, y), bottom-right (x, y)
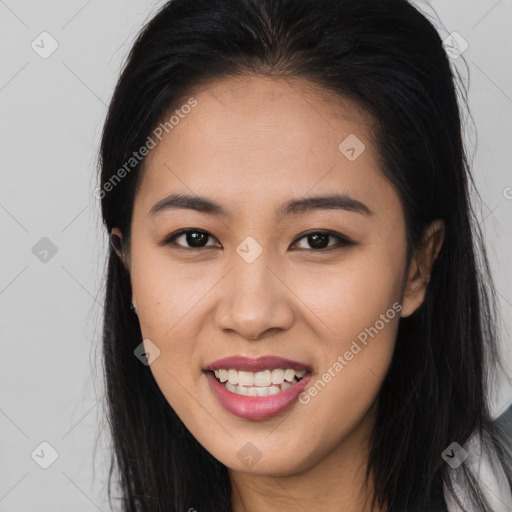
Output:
top-left (206, 368), bottom-right (310, 397)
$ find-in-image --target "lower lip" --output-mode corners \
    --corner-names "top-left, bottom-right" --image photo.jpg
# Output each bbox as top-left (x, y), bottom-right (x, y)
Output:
top-left (204, 371), bottom-right (312, 420)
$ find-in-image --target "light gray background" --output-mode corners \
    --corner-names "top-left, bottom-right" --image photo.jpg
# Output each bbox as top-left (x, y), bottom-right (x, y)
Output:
top-left (0, 0), bottom-right (511, 510)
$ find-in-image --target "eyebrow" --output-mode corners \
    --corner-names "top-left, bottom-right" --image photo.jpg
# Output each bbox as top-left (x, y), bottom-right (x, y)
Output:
top-left (148, 192), bottom-right (373, 219)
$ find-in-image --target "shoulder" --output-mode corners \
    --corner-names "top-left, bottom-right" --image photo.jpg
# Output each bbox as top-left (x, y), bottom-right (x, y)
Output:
top-left (493, 403), bottom-right (512, 467)
top-left (494, 403), bottom-right (512, 438)
top-left (492, 404), bottom-right (512, 497)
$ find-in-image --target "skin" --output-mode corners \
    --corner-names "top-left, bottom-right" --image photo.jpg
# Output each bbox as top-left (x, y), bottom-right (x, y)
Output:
top-left (110, 74), bottom-right (444, 512)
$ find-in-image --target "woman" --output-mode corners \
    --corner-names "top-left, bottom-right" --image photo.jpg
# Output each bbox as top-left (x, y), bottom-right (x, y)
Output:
top-left (97, 0), bottom-right (512, 510)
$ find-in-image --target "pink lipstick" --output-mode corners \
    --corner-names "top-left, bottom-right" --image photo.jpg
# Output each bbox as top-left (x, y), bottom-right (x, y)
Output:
top-left (203, 355), bottom-right (312, 420)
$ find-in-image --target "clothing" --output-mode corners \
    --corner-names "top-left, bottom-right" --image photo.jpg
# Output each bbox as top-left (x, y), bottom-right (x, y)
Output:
top-left (396, 405), bottom-right (512, 512)
top-left (443, 404), bottom-right (512, 512)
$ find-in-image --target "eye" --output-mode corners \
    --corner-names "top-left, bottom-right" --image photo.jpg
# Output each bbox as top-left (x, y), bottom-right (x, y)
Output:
top-left (291, 230), bottom-right (354, 251)
top-left (158, 228), bottom-right (354, 251)
top-left (158, 229), bottom-right (221, 249)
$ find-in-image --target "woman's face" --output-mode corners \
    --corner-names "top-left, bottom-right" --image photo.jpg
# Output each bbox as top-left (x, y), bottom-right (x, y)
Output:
top-left (118, 74), bottom-right (431, 476)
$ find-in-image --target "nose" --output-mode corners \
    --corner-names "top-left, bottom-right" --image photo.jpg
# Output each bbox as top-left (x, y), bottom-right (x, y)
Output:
top-left (214, 253), bottom-right (295, 341)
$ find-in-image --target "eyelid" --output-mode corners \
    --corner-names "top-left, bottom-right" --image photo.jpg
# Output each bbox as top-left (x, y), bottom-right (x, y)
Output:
top-left (159, 228), bottom-right (356, 251)
top-left (290, 230), bottom-right (355, 249)
top-left (157, 228), bottom-right (220, 248)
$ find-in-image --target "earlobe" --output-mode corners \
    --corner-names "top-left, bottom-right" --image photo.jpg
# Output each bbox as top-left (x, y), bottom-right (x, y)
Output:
top-left (400, 219), bottom-right (445, 318)
top-left (400, 261), bottom-right (427, 318)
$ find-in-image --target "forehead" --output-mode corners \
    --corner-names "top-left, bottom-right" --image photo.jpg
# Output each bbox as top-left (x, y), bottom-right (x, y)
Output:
top-left (135, 74), bottom-right (399, 222)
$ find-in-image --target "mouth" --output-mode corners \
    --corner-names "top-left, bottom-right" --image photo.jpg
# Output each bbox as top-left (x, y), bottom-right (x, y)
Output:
top-left (205, 368), bottom-right (310, 397)
top-left (203, 355), bottom-right (313, 420)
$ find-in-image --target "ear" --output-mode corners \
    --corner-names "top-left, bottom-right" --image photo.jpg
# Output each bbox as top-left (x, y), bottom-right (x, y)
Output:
top-left (400, 219), bottom-right (445, 318)
top-left (110, 227), bottom-right (129, 270)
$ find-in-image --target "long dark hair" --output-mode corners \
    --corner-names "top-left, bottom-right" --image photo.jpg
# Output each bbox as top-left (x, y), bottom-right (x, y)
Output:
top-left (97, 0), bottom-right (511, 510)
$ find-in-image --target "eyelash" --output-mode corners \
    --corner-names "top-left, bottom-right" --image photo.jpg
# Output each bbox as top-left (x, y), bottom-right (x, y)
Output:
top-left (158, 228), bottom-right (355, 252)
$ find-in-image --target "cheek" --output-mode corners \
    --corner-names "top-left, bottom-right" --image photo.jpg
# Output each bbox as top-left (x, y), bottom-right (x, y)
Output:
top-left (289, 248), bottom-right (403, 416)
top-left (296, 289), bottom-right (400, 451)
top-left (299, 268), bottom-right (400, 394)
top-left (129, 244), bottom-right (209, 406)
top-left (300, 319), bottom-right (397, 447)
top-left (130, 239), bottom-right (215, 340)
top-left (290, 244), bottom-right (404, 342)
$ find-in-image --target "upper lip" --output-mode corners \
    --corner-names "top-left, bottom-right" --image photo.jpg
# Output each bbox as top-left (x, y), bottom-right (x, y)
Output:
top-left (204, 355), bottom-right (312, 373)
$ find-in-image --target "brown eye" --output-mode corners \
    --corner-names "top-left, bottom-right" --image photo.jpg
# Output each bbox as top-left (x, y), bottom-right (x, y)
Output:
top-left (292, 231), bottom-right (354, 251)
top-left (159, 228), bottom-right (354, 252)
top-left (159, 229), bottom-right (220, 249)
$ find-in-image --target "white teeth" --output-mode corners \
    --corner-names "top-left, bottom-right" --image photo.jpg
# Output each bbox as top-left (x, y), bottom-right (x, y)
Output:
top-left (254, 370), bottom-right (272, 386)
top-left (235, 385), bottom-right (249, 396)
top-left (281, 381), bottom-right (293, 391)
top-left (229, 385), bottom-right (282, 397)
top-left (271, 368), bottom-right (285, 384)
top-left (255, 386), bottom-right (268, 396)
top-left (227, 369), bottom-right (239, 385)
top-left (248, 387), bottom-right (258, 396)
top-left (284, 369), bottom-right (296, 382)
top-left (211, 367), bottom-right (309, 396)
top-left (238, 370), bottom-right (255, 386)
top-left (213, 368), bottom-right (305, 384)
